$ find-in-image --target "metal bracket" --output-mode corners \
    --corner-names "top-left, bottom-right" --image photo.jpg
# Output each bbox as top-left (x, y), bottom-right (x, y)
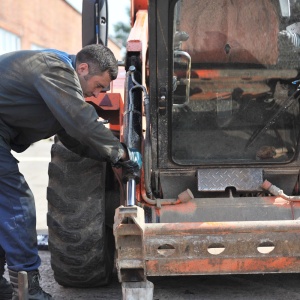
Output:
top-left (114, 206), bottom-right (146, 282)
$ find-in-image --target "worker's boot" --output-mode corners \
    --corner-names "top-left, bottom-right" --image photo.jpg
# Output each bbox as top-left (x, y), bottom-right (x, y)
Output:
top-left (0, 257), bottom-right (12, 299)
top-left (9, 269), bottom-right (52, 300)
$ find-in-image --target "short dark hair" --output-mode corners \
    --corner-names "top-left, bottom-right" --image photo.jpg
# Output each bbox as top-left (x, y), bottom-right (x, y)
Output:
top-left (76, 44), bottom-right (118, 80)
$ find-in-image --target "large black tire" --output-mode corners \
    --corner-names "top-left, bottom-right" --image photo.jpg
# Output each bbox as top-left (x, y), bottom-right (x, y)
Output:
top-left (47, 141), bottom-right (115, 287)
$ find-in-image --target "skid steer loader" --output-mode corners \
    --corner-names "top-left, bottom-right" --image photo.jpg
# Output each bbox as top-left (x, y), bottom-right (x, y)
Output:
top-left (47, 0), bottom-right (300, 298)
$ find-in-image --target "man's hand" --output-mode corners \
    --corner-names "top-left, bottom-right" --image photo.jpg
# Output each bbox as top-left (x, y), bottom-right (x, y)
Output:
top-left (126, 148), bottom-right (142, 168)
top-left (113, 146), bottom-right (142, 182)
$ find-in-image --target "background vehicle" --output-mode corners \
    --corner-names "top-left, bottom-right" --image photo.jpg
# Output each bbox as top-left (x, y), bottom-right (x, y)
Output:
top-left (47, 0), bottom-right (300, 298)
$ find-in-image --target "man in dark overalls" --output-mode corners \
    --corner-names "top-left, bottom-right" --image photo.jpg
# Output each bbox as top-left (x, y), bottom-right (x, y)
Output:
top-left (0, 44), bottom-right (141, 299)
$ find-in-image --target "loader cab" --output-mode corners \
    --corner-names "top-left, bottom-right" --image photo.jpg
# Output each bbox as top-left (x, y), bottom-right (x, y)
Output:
top-left (151, 0), bottom-right (300, 169)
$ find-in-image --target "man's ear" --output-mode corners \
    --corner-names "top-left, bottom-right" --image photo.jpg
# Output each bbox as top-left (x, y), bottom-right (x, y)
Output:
top-left (77, 63), bottom-right (89, 76)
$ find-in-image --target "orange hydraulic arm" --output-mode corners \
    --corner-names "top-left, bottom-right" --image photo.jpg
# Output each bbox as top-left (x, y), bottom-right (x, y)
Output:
top-left (131, 0), bottom-right (148, 25)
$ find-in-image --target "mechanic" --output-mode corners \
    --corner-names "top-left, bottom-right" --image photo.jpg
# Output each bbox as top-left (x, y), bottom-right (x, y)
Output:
top-left (0, 44), bottom-right (142, 300)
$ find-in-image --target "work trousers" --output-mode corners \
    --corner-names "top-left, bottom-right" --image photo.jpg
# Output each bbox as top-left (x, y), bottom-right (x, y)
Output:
top-left (0, 145), bottom-right (41, 271)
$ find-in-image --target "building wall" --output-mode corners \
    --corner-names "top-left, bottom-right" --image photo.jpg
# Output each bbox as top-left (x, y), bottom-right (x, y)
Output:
top-left (0, 0), bottom-right (121, 59)
top-left (0, 0), bottom-right (82, 53)
top-left (108, 38), bottom-right (122, 60)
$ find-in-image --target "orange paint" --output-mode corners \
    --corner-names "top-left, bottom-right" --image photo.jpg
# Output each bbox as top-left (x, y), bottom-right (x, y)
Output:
top-left (160, 201), bottom-right (198, 214)
top-left (146, 257), bottom-right (300, 275)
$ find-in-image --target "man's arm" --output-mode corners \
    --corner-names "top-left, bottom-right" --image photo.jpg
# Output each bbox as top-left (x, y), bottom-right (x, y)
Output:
top-left (56, 129), bottom-right (128, 161)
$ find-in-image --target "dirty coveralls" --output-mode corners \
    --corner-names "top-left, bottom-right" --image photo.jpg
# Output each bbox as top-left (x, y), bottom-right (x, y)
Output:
top-left (0, 49), bottom-right (125, 272)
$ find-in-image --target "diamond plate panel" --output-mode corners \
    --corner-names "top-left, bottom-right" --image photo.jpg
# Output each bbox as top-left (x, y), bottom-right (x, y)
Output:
top-left (197, 168), bottom-right (263, 192)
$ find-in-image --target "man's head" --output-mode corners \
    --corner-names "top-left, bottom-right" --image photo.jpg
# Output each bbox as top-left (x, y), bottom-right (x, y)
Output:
top-left (75, 44), bottom-right (118, 98)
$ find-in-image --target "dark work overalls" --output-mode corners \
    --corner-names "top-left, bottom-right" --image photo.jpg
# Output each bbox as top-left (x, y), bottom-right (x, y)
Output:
top-left (0, 49), bottom-right (124, 272)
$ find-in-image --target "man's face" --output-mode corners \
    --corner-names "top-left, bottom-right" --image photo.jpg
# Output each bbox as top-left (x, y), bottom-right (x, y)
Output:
top-left (76, 63), bottom-right (111, 98)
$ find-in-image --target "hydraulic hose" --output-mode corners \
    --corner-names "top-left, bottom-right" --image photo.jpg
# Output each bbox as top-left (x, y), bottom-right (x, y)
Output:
top-left (261, 180), bottom-right (300, 202)
top-left (127, 66), bottom-right (194, 207)
top-left (128, 66), bottom-right (153, 198)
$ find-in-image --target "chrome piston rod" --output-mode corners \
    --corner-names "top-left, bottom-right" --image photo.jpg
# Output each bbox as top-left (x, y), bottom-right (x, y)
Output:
top-left (126, 178), bottom-right (136, 206)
